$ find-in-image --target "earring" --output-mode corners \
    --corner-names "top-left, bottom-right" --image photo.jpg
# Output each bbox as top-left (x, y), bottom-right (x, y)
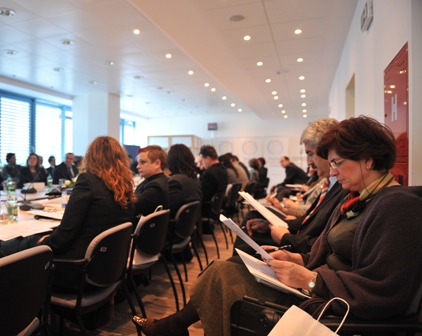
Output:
top-left (366, 166), bottom-right (370, 170)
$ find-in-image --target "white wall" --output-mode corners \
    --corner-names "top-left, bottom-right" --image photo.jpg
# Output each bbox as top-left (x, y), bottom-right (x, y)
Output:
top-left (328, 0), bottom-right (422, 185)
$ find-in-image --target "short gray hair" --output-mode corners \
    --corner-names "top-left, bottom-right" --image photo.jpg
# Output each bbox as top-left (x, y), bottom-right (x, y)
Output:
top-left (300, 118), bottom-right (338, 148)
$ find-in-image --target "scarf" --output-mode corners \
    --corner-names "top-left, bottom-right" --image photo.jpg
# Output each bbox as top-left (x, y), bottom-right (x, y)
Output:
top-left (340, 171), bottom-right (394, 219)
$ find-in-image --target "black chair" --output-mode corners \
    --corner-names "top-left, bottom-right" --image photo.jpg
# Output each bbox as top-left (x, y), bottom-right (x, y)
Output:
top-left (50, 222), bottom-right (133, 336)
top-left (126, 209), bottom-right (173, 316)
top-left (166, 201), bottom-right (201, 307)
top-left (240, 181), bottom-right (257, 219)
top-left (201, 190), bottom-right (226, 259)
top-left (222, 182), bottom-right (243, 243)
top-left (0, 245), bottom-right (53, 336)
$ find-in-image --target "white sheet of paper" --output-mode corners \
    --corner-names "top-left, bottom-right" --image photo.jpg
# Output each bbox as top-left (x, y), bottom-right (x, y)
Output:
top-left (0, 220), bottom-right (59, 241)
top-left (219, 214), bottom-right (273, 260)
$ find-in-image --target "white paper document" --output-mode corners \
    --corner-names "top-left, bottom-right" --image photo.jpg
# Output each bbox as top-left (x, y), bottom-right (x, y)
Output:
top-left (236, 248), bottom-right (310, 299)
top-left (219, 215), bottom-right (273, 260)
top-left (238, 192), bottom-right (288, 227)
top-left (285, 184), bottom-right (303, 189)
top-left (27, 209), bottom-right (64, 221)
top-left (0, 220), bottom-right (60, 241)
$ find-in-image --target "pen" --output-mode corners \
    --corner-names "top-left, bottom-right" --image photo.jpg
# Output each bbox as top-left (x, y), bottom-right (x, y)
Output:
top-left (271, 192), bottom-right (277, 198)
top-left (255, 244), bottom-right (292, 255)
top-left (240, 219), bottom-right (265, 230)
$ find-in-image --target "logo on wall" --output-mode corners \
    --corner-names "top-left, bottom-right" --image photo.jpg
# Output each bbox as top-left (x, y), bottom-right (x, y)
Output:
top-left (242, 141), bottom-right (258, 156)
top-left (219, 141), bottom-right (234, 154)
top-left (267, 140), bottom-right (284, 156)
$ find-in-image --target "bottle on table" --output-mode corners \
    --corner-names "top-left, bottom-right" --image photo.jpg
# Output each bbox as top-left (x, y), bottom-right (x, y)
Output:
top-left (47, 174), bottom-right (53, 190)
top-left (0, 200), bottom-right (9, 224)
top-left (7, 190), bottom-right (18, 222)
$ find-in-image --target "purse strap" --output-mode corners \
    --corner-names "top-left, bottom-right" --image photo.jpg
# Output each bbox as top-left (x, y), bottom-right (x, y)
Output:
top-left (316, 297), bottom-right (350, 333)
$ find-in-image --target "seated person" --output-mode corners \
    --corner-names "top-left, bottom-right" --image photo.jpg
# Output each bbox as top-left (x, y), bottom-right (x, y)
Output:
top-left (46, 155), bottom-right (56, 176)
top-left (248, 158), bottom-right (260, 183)
top-left (1, 136), bottom-right (135, 292)
top-left (17, 153), bottom-right (48, 189)
top-left (270, 156), bottom-right (308, 199)
top-left (218, 154), bottom-right (240, 186)
top-left (53, 153), bottom-right (78, 184)
top-left (133, 116), bottom-right (422, 336)
top-left (234, 118), bottom-right (348, 254)
top-left (2, 153), bottom-right (21, 181)
top-left (227, 153), bottom-right (249, 190)
top-left (134, 145), bottom-right (169, 224)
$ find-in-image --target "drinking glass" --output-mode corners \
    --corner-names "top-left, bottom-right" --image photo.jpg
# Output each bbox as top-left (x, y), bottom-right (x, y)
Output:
top-left (0, 201), bottom-right (9, 225)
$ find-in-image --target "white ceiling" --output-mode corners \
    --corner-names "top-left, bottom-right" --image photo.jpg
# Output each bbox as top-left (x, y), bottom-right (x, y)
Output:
top-left (0, 0), bottom-right (358, 120)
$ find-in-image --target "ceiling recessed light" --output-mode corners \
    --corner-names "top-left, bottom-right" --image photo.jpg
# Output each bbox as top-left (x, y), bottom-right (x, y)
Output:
top-left (281, 110), bottom-right (286, 114)
top-left (299, 76), bottom-right (305, 80)
top-left (278, 104), bottom-right (283, 108)
top-left (204, 83), bottom-right (209, 87)
top-left (4, 49), bottom-right (18, 55)
top-left (302, 103), bottom-right (307, 107)
top-left (257, 61), bottom-right (263, 66)
top-left (303, 114), bottom-right (307, 118)
top-left (390, 85), bottom-right (396, 88)
top-left (272, 91), bottom-right (277, 95)
top-left (228, 14), bottom-right (245, 22)
top-left (211, 88), bottom-right (216, 92)
top-left (90, 80), bottom-right (97, 85)
top-left (300, 89), bottom-right (306, 93)
top-left (106, 61), bottom-right (115, 65)
top-left (295, 29), bottom-right (302, 34)
top-left (238, 108), bottom-right (242, 112)
top-left (133, 29), bottom-right (140, 35)
top-left (303, 109), bottom-right (307, 112)
top-left (165, 53), bottom-right (172, 58)
top-left (301, 94), bottom-right (306, 98)
top-left (0, 8), bottom-right (16, 17)
top-left (244, 35), bottom-right (251, 41)
top-left (297, 58), bottom-right (304, 62)
top-left (284, 115), bottom-right (288, 118)
top-left (265, 79), bottom-right (271, 83)
top-left (222, 96), bottom-right (227, 100)
top-left (273, 96), bottom-right (278, 100)
top-left (231, 103), bottom-right (235, 107)
top-left (188, 70), bottom-right (194, 75)
top-left (60, 39), bottom-right (75, 46)
top-left (134, 75), bottom-right (143, 79)
top-left (53, 67), bottom-right (63, 72)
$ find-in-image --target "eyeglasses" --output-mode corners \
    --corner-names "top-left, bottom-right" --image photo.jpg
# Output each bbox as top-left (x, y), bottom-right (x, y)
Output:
top-left (329, 158), bottom-right (345, 170)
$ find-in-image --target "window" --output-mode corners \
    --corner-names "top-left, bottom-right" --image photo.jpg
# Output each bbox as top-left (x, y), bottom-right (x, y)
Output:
top-left (120, 119), bottom-right (136, 145)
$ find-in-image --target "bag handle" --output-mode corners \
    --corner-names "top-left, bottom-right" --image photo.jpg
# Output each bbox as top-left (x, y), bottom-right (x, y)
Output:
top-left (316, 297), bottom-right (350, 333)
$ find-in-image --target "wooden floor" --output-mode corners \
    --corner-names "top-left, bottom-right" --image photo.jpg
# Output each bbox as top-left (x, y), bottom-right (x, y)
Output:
top-left (59, 220), bottom-right (239, 336)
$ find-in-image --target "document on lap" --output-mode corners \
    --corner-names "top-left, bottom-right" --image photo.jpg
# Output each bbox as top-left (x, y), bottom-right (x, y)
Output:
top-left (238, 191), bottom-right (288, 227)
top-left (236, 248), bottom-right (310, 299)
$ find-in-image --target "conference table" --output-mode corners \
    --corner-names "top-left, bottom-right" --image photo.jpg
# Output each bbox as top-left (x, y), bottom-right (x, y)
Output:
top-left (0, 188), bottom-right (63, 242)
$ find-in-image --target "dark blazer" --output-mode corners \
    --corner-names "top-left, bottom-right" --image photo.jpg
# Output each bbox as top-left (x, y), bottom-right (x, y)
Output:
top-left (40, 171), bottom-right (134, 289)
top-left (53, 162), bottom-right (79, 184)
top-left (201, 163), bottom-right (228, 217)
top-left (16, 167), bottom-right (47, 189)
top-left (277, 163), bottom-right (308, 187)
top-left (46, 166), bottom-right (55, 176)
top-left (134, 172), bottom-right (169, 219)
top-left (168, 174), bottom-right (202, 219)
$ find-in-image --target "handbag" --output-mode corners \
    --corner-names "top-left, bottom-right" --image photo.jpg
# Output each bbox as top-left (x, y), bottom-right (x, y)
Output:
top-left (268, 297), bottom-right (349, 336)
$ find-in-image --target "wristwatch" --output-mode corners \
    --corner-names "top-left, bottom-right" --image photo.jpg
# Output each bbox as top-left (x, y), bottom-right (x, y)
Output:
top-left (308, 272), bottom-right (318, 291)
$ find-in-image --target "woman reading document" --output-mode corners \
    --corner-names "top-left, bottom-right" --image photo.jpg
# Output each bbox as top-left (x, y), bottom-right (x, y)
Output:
top-left (133, 116), bottom-right (422, 336)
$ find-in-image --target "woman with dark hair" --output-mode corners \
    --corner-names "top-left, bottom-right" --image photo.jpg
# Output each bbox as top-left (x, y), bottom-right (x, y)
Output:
top-left (167, 144), bottom-right (202, 219)
top-left (248, 158), bottom-right (260, 182)
top-left (219, 154), bottom-right (239, 185)
top-left (133, 116), bottom-right (422, 336)
top-left (2, 136), bottom-right (135, 291)
top-left (17, 153), bottom-right (47, 189)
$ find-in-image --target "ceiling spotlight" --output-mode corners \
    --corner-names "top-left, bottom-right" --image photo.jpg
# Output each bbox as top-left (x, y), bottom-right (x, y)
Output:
top-left (211, 88), bottom-right (216, 92)
top-left (60, 39), bottom-right (75, 46)
top-left (165, 53), bottom-right (172, 58)
top-left (284, 115), bottom-right (288, 118)
top-left (204, 83), bottom-right (210, 87)
top-left (243, 35), bottom-right (251, 41)
top-left (301, 94), bottom-right (306, 98)
top-left (231, 103), bottom-right (235, 107)
top-left (265, 79), bottom-right (271, 83)
top-left (134, 75), bottom-right (143, 79)
top-left (302, 103), bottom-right (307, 107)
top-left (299, 76), bottom-right (305, 80)
top-left (257, 61), bottom-right (263, 66)
top-left (272, 91), bottom-right (277, 95)
top-left (238, 108), bottom-right (242, 112)
top-left (222, 96), bottom-right (227, 100)
top-left (303, 109), bottom-right (307, 112)
top-left (133, 29), bottom-right (140, 35)
top-left (295, 29), bottom-right (302, 34)
top-left (90, 80), bottom-right (97, 85)
top-left (278, 104), bottom-right (283, 108)
top-left (273, 96), bottom-right (279, 100)
top-left (106, 61), bottom-right (115, 65)
top-left (390, 85), bottom-right (396, 89)
top-left (53, 67), bottom-right (63, 72)
top-left (297, 58), bottom-right (304, 62)
top-left (4, 49), bottom-right (18, 55)
top-left (0, 8), bottom-right (16, 17)
top-left (303, 114), bottom-right (307, 118)
top-left (228, 14), bottom-right (245, 22)
top-left (300, 89), bottom-right (306, 93)
top-left (188, 70), bottom-right (194, 75)
top-left (281, 110), bottom-right (286, 114)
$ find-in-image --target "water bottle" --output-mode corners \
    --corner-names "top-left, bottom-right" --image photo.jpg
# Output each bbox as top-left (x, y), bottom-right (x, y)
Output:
top-left (47, 174), bottom-right (53, 189)
top-left (6, 176), bottom-right (14, 193)
top-left (7, 191), bottom-right (18, 222)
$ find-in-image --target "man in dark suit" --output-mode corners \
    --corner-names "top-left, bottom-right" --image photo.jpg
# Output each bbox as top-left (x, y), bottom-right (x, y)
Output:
top-left (234, 118), bottom-right (349, 254)
top-left (53, 153), bottom-right (79, 184)
top-left (46, 155), bottom-right (56, 176)
top-left (270, 156), bottom-right (308, 199)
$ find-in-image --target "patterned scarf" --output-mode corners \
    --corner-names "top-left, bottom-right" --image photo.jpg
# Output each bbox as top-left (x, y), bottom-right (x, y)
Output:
top-left (340, 171), bottom-right (395, 219)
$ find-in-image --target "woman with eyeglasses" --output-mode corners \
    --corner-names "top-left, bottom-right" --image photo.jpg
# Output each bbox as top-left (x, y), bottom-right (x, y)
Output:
top-left (133, 116), bottom-right (422, 336)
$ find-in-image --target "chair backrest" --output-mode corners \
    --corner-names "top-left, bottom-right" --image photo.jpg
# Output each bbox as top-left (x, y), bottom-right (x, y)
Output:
top-left (0, 245), bottom-right (53, 335)
top-left (85, 222), bottom-right (133, 287)
top-left (225, 182), bottom-right (242, 207)
top-left (134, 209), bottom-right (171, 256)
top-left (173, 201), bottom-right (201, 240)
top-left (210, 190), bottom-right (226, 216)
top-left (244, 181), bottom-right (257, 194)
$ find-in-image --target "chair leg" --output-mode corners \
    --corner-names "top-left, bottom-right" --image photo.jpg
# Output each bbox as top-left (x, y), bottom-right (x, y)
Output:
top-left (196, 228), bottom-right (209, 265)
top-left (191, 240), bottom-right (203, 271)
top-left (210, 230), bottom-right (220, 259)
top-left (75, 313), bottom-right (88, 336)
top-left (179, 249), bottom-right (188, 282)
top-left (160, 257), bottom-right (180, 311)
top-left (124, 276), bottom-right (147, 318)
top-left (218, 221), bottom-right (229, 249)
top-left (170, 253), bottom-right (187, 307)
